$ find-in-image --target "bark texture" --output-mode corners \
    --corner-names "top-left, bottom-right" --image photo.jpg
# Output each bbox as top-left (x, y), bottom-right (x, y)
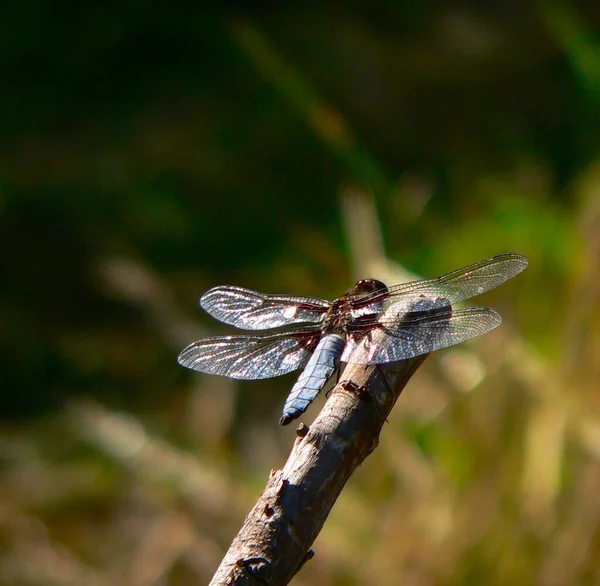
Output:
top-left (209, 355), bottom-right (428, 585)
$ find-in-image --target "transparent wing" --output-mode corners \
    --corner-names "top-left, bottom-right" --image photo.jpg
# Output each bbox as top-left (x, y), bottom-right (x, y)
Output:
top-left (178, 328), bottom-right (321, 380)
top-left (200, 286), bottom-right (330, 330)
top-left (349, 254), bottom-right (528, 316)
top-left (341, 307), bottom-right (501, 364)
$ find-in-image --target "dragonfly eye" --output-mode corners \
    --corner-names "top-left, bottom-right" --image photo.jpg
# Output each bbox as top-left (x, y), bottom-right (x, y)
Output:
top-left (352, 279), bottom-right (388, 296)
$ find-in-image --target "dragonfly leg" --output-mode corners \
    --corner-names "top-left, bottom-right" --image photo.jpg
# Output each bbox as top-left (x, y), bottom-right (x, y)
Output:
top-left (376, 365), bottom-right (394, 396)
top-left (325, 365), bottom-right (342, 400)
top-left (340, 380), bottom-right (389, 424)
top-left (375, 365), bottom-right (394, 423)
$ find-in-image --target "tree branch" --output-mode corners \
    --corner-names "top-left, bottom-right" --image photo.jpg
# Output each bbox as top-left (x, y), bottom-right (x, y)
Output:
top-left (208, 354), bottom-right (428, 585)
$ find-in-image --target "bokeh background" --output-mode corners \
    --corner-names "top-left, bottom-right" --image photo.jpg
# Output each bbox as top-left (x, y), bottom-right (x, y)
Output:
top-left (2, 3), bottom-right (600, 585)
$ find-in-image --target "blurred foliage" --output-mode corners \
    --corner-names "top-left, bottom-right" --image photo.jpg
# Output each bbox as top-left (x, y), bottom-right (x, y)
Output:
top-left (1, 2), bottom-right (600, 585)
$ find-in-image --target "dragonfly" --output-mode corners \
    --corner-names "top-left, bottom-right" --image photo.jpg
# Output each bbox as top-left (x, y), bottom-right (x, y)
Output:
top-left (178, 253), bottom-right (527, 425)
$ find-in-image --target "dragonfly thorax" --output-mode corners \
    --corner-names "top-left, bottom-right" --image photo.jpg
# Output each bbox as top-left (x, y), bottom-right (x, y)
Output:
top-left (321, 278), bottom-right (388, 335)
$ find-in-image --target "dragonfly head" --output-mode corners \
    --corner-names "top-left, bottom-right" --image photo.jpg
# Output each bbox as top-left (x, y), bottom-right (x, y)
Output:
top-left (350, 279), bottom-right (388, 297)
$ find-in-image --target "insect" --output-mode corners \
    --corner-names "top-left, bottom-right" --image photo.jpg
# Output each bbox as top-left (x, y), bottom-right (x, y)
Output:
top-left (178, 254), bottom-right (527, 425)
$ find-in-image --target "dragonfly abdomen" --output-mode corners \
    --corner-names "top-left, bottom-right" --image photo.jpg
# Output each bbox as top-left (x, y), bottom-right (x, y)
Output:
top-left (279, 334), bottom-right (345, 426)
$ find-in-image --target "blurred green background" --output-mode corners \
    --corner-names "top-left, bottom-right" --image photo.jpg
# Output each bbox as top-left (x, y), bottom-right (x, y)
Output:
top-left (2, 2), bottom-right (600, 585)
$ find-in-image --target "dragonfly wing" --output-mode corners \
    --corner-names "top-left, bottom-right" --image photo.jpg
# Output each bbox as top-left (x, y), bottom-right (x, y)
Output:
top-left (200, 286), bottom-right (330, 330)
top-left (349, 253), bottom-right (527, 316)
top-left (178, 328), bottom-right (320, 380)
top-left (341, 307), bottom-right (501, 364)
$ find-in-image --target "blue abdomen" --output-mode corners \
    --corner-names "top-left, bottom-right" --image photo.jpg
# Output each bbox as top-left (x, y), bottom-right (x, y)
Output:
top-left (280, 334), bottom-right (345, 425)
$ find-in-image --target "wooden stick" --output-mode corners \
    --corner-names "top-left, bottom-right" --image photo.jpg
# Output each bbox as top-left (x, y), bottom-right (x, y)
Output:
top-left (209, 355), bottom-right (428, 585)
